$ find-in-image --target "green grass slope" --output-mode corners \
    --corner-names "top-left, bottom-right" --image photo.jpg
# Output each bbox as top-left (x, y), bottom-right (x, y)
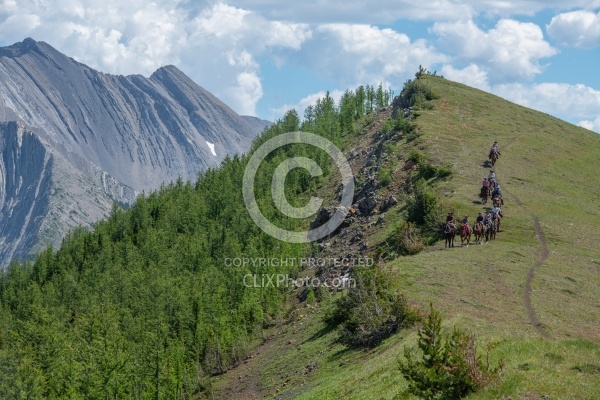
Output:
top-left (212, 76), bottom-right (600, 399)
top-left (409, 75), bottom-right (600, 342)
top-left (388, 75), bottom-right (600, 398)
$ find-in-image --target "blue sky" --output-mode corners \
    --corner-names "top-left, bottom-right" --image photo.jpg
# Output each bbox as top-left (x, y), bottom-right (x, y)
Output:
top-left (1, 1), bottom-right (599, 132)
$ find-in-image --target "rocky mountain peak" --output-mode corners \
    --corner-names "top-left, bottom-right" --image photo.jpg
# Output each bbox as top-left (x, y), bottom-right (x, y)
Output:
top-left (0, 39), bottom-right (269, 266)
top-left (0, 37), bottom-right (39, 57)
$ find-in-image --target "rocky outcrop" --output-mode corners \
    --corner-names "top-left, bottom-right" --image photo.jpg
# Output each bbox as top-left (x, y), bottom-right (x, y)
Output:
top-left (379, 195), bottom-right (399, 212)
top-left (0, 122), bottom-right (52, 263)
top-left (0, 38), bottom-right (268, 266)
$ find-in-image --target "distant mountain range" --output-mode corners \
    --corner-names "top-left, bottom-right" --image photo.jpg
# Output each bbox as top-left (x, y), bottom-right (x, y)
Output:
top-left (0, 38), bottom-right (269, 266)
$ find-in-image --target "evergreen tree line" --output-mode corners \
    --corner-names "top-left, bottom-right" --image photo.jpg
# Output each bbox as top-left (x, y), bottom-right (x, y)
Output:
top-left (0, 85), bottom-right (393, 398)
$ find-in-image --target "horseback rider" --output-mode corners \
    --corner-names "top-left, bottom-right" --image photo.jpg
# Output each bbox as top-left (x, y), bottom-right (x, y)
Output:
top-left (445, 212), bottom-right (456, 230)
top-left (481, 177), bottom-right (491, 197)
top-left (491, 183), bottom-right (502, 198)
top-left (492, 204), bottom-right (502, 219)
top-left (488, 170), bottom-right (496, 188)
top-left (489, 141), bottom-right (500, 159)
top-left (474, 212), bottom-right (483, 231)
top-left (461, 215), bottom-right (471, 234)
top-left (484, 210), bottom-right (493, 225)
top-left (476, 212), bottom-right (484, 224)
top-left (491, 204), bottom-right (502, 231)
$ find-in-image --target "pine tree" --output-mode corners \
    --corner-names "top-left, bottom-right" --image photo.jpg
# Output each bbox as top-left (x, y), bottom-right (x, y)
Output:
top-left (399, 305), bottom-right (501, 399)
top-left (376, 82), bottom-right (385, 109)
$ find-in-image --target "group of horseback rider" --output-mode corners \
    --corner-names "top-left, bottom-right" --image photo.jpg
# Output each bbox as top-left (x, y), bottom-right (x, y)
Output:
top-left (480, 142), bottom-right (503, 204)
top-left (481, 171), bottom-right (503, 203)
top-left (442, 141), bottom-right (504, 246)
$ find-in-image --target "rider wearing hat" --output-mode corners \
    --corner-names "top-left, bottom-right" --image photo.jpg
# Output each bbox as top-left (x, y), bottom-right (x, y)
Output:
top-left (488, 170), bottom-right (496, 188)
top-left (492, 183), bottom-right (502, 198)
top-left (481, 177), bottom-right (490, 197)
top-left (476, 212), bottom-right (484, 223)
top-left (444, 212), bottom-right (456, 233)
top-left (484, 210), bottom-right (493, 224)
top-left (461, 215), bottom-right (470, 234)
top-left (492, 204), bottom-right (502, 218)
top-left (489, 141), bottom-right (500, 159)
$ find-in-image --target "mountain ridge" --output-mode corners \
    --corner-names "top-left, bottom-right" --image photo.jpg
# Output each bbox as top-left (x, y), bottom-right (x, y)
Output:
top-left (0, 38), bottom-right (269, 265)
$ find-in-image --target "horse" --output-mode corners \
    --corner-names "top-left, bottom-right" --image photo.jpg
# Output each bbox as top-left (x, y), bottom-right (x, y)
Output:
top-left (458, 223), bottom-right (471, 246)
top-left (489, 150), bottom-right (498, 166)
top-left (485, 218), bottom-right (497, 241)
top-left (441, 222), bottom-right (456, 248)
top-left (473, 221), bottom-right (485, 244)
top-left (480, 186), bottom-right (490, 204)
top-left (493, 211), bottom-right (503, 232)
top-left (492, 195), bottom-right (504, 207)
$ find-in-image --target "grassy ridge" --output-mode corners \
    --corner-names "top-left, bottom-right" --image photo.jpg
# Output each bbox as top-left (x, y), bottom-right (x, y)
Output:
top-left (415, 75), bottom-right (600, 342)
top-left (212, 75), bottom-right (600, 399)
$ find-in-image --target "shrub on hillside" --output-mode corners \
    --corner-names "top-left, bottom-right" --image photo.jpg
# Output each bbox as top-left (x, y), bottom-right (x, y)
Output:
top-left (400, 79), bottom-right (440, 110)
top-left (395, 115), bottom-right (417, 135)
top-left (399, 305), bottom-right (503, 399)
top-left (409, 151), bottom-right (452, 180)
top-left (406, 178), bottom-right (442, 235)
top-left (379, 167), bottom-right (393, 187)
top-left (324, 265), bottom-right (418, 347)
top-left (393, 222), bottom-right (425, 255)
top-left (381, 115), bottom-right (417, 136)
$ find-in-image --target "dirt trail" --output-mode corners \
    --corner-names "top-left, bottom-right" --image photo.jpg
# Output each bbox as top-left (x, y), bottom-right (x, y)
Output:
top-left (211, 327), bottom-right (284, 400)
top-left (507, 191), bottom-right (551, 339)
top-left (487, 139), bottom-right (551, 339)
top-left (212, 342), bottom-right (267, 399)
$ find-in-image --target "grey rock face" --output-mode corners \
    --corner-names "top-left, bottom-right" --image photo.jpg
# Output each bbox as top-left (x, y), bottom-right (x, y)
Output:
top-left (0, 38), bottom-right (268, 266)
top-left (379, 195), bottom-right (398, 213)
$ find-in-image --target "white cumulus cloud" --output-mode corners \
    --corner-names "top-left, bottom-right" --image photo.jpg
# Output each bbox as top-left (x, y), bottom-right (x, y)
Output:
top-left (291, 23), bottom-right (447, 89)
top-left (227, 72), bottom-right (264, 116)
top-left (492, 82), bottom-right (600, 132)
top-left (225, 0), bottom-right (477, 23)
top-left (441, 64), bottom-right (491, 91)
top-left (547, 10), bottom-right (600, 48)
top-left (224, 1), bottom-right (595, 23)
top-left (432, 19), bottom-right (557, 82)
top-left (578, 117), bottom-right (600, 133)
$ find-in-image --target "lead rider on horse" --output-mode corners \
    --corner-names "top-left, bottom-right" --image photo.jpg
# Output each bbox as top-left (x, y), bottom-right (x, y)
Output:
top-left (489, 141), bottom-right (500, 159)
